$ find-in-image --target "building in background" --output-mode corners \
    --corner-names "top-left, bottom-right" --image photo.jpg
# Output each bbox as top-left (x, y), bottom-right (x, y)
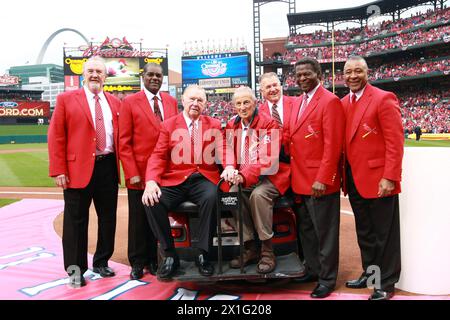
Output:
top-left (8, 64), bottom-right (63, 85)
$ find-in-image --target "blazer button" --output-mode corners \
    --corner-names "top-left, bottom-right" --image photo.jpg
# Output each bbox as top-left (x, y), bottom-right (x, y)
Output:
top-left (184, 176), bottom-right (188, 179)
top-left (92, 153), bottom-right (95, 157)
top-left (93, 138), bottom-right (96, 141)
top-left (291, 156), bottom-right (294, 160)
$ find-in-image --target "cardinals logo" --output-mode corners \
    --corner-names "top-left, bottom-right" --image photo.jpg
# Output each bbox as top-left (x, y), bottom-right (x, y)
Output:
top-left (362, 123), bottom-right (378, 138)
top-left (305, 125), bottom-right (320, 139)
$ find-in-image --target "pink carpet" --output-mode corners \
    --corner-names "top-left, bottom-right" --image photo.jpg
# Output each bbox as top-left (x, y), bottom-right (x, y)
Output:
top-left (0, 199), bottom-right (448, 300)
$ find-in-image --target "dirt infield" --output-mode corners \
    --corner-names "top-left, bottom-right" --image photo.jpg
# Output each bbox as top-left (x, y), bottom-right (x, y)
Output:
top-left (0, 187), bottom-right (417, 296)
top-left (0, 148), bottom-right (46, 154)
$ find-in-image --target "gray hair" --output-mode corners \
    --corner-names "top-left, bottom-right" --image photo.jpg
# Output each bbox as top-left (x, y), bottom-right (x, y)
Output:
top-left (258, 72), bottom-right (280, 85)
top-left (182, 84), bottom-right (206, 99)
top-left (83, 56), bottom-right (106, 73)
top-left (232, 86), bottom-right (256, 103)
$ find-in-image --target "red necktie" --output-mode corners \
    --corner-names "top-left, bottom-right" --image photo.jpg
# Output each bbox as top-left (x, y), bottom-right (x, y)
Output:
top-left (190, 121), bottom-right (199, 163)
top-left (94, 94), bottom-right (106, 152)
top-left (346, 94), bottom-right (358, 140)
top-left (153, 96), bottom-right (163, 122)
top-left (297, 94), bottom-right (309, 122)
top-left (240, 128), bottom-right (250, 171)
top-left (271, 104), bottom-right (282, 127)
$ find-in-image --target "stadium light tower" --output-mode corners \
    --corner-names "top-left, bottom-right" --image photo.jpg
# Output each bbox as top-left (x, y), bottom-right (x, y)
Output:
top-left (253, 0), bottom-right (296, 95)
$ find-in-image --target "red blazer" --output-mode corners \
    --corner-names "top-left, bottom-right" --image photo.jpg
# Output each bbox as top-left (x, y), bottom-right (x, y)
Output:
top-left (342, 84), bottom-right (403, 199)
top-left (145, 113), bottom-right (227, 188)
top-left (287, 85), bottom-right (345, 195)
top-left (225, 111), bottom-right (283, 192)
top-left (119, 91), bottom-right (178, 189)
top-left (258, 96), bottom-right (295, 195)
top-left (48, 88), bottom-right (121, 188)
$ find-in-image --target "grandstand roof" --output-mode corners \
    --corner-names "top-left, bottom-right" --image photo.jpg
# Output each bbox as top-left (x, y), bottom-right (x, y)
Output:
top-left (287, 0), bottom-right (432, 26)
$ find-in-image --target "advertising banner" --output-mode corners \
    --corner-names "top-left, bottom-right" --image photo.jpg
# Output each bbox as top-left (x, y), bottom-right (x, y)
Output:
top-left (63, 38), bottom-right (169, 92)
top-left (182, 52), bottom-right (251, 89)
top-left (0, 101), bottom-right (50, 118)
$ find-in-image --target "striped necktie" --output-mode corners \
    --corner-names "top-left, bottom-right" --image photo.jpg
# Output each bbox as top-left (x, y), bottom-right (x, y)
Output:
top-left (271, 104), bottom-right (282, 127)
top-left (94, 94), bottom-right (106, 152)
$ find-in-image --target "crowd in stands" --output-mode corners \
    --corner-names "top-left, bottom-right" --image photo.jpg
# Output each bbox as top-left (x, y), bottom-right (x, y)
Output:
top-left (400, 90), bottom-right (450, 133)
top-left (282, 56), bottom-right (450, 88)
top-left (284, 25), bottom-right (450, 63)
top-left (287, 7), bottom-right (450, 47)
top-left (0, 91), bottom-right (39, 101)
top-left (200, 91), bottom-right (450, 133)
top-left (202, 99), bottom-right (236, 124)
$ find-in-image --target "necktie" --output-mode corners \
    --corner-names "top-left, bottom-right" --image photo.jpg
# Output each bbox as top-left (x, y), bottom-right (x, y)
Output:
top-left (297, 94), bottom-right (309, 122)
top-left (190, 121), bottom-right (199, 163)
top-left (271, 104), bottom-right (282, 127)
top-left (240, 128), bottom-right (250, 171)
top-left (346, 94), bottom-right (358, 140)
top-left (153, 96), bottom-right (163, 122)
top-left (94, 94), bottom-right (106, 152)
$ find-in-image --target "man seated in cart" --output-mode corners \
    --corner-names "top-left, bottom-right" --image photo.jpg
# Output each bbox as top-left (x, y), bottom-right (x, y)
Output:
top-left (224, 86), bottom-right (289, 274)
top-left (141, 84), bottom-right (236, 280)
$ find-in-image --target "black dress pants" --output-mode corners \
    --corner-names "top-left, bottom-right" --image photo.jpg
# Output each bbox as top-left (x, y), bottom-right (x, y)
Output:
top-left (127, 188), bottom-right (157, 268)
top-left (346, 165), bottom-right (401, 292)
top-left (294, 192), bottom-right (340, 289)
top-left (62, 155), bottom-right (118, 275)
top-left (144, 173), bottom-right (217, 255)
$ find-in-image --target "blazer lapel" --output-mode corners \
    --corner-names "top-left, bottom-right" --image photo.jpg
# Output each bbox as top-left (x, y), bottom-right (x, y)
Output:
top-left (282, 97), bottom-right (292, 126)
top-left (291, 88), bottom-right (321, 134)
top-left (137, 91), bottom-right (160, 128)
top-left (75, 89), bottom-right (95, 130)
top-left (350, 85), bottom-right (373, 141)
top-left (161, 93), bottom-right (176, 119)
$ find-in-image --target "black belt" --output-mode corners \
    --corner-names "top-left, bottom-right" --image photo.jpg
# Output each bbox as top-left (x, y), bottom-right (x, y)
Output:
top-left (95, 153), bottom-right (115, 162)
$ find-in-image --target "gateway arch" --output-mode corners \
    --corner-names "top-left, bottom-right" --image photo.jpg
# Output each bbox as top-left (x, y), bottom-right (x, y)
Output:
top-left (36, 28), bottom-right (89, 64)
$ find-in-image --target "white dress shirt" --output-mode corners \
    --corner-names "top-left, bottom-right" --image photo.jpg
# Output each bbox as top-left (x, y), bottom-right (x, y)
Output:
top-left (84, 87), bottom-right (114, 155)
top-left (267, 97), bottom-right (284, 125)
top-left (144, 88), bottom-right (165, 121)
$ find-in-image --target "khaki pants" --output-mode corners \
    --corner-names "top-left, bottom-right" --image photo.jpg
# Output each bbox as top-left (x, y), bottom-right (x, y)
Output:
top-left (230, 178), bottom-right (280, 242)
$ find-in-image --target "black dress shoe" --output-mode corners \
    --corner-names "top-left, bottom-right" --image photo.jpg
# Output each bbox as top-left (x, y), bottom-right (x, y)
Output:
top-left (68, 276), bottom-right (86, 288)
top-left (345, 273), bottom-right (368, 289)
top-left (93, 266), bottom-right (115, 277)
top-left (145, 262), bottom-right (158, 276)
top-left (310, 283), bottom-right (333, 299)
top-left (369, 289), bottom-right (394, 301)
top-left (195, 254), bottom-right (214, 277)
top-left (130, 267), bottom-right (144, 280)
top-left (157, 256), bottom-right (180, 280)
top-left (292, 273), bottom-right (318, 284)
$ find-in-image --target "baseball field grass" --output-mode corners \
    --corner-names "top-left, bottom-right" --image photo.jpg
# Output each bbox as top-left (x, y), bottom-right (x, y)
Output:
top-left (0, 138), bottom-right (448, 188)
top-left (0, 199), bottom-right (19, 208)
top-left (0, 125), bottom-right (48, 136)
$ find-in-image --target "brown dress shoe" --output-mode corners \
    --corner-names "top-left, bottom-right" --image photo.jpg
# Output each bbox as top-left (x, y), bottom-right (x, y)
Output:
top-left (230, 240), bottom-right (259, 268)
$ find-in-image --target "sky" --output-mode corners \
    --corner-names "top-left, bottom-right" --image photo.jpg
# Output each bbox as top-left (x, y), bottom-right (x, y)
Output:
top-left (1, 0), bottom-right (426, 75)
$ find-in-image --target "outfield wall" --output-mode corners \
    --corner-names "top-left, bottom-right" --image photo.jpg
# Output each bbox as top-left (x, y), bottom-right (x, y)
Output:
top-left (397, 147), bottom-right (450, 295)
top-left (0, 135), bottom-right (47, 144)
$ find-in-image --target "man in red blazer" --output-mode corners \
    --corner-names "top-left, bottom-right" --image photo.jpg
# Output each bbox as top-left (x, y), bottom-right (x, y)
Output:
top-left (119, 63), bottom-right (178, 280)
top-left (225, 86), bottom-right (281, 274)
top-left (288, 58), bottom-right (345, 298)
top-left (258, 72), bottom-right (294, 196)
top-left (48, 56), bottom-right (121, 287)
top-left (342, 56), bottom-right (403, 300)
top-left (142, 85), bottom-right (236, 280)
